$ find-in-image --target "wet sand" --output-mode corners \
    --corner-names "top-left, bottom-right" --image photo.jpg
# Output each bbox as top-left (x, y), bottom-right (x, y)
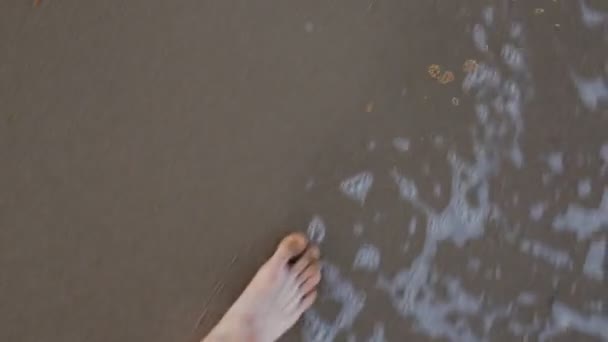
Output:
top-left (1, 1), bottom-right (607, 341)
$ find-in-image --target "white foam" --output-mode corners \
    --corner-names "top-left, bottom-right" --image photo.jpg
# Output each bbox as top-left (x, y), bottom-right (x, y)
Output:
top-left (482, 6), bottom-right (494, 26)
top-left (308, 9), bottom-right (543, 341)
top-left (392, 137), bottom-right (410, 152)
top-left (553, 189), bottom-right (608, 240)
top-left (340, 172), bottom-right (374, 205)
top-left (509, 145), bottom-right (524, 169)
top-left (307, 215), bottom-right (327, 244)
top-left (576, 178), bottom-right (591, 198)
top-left (580, 0), bottom-right (608, 29)
top-left (408, 216), bottom-right (417, 235)
top-left (302, 262), bottom-right (366, 342)
top-left (601, 143), bottom-right (608, 175)
top-left (583, 239), bottom-right (605, 281)
top-left (529, 201), bottom-right (547, 221)
top-left (472, 24), bottom-right (489, 52)
top-left (545, 152), bottom-right (564, 174)
top-left (502, 44), bottom-right (525, 70)
top-left (586, 301), bottom-right (605, 314)
top-left (380, 273), bottom-right (484, 341)
top-left (379, 14), bottom-right (533, 339)
top-left (516, 292), bottom-right (537, 305)
top-left (570, 73), bottom-right (608, 111)
top-left (519, 239), bottom-right (573, 270)
top-left (601, 143), bottom-right (608, 163)
top-left (509, 22), bottom-right (523, 40)
top-left (539, 302), bottom-right (608, 341)
top-left (366, 323), bottom-right (386, 342)
top-left (353, 244), bottom-right (381, 271)
top-left (463, 63), bottom-right (501, 93)
top-left (378, 10), bottom-right (535, 342)
top-left (391, 170), bottom-right (419, 202)
top-left (508, 317), bottom-right (543, 338)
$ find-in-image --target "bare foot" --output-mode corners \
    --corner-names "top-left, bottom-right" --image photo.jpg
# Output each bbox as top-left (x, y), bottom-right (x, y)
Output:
top-left (203, 233), bottom-right (321, 342)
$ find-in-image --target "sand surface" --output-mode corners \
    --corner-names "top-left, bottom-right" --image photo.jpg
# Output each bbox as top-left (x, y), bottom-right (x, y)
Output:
top-left (1, 1), bottom-right (607, 341)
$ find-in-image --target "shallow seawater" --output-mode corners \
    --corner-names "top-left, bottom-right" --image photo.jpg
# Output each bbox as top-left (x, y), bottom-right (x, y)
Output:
top-left (302, 2), bottom-right (607, 341)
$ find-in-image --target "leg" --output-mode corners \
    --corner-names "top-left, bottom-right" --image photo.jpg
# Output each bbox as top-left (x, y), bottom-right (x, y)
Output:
top-left (203, 233), bottom-right (321, 342)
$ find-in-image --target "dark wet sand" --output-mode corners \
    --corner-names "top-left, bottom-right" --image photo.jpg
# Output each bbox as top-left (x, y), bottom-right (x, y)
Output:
top-left (2, 1), bottom-right (607, 341)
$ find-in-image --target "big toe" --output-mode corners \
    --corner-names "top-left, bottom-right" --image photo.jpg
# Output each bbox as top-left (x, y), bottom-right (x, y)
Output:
top-left (272, 233), bottom-right (308, 264)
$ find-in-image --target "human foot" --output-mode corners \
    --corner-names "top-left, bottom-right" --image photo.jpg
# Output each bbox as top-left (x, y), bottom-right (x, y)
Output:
top-left (203, 233), bottom-right (321, 342)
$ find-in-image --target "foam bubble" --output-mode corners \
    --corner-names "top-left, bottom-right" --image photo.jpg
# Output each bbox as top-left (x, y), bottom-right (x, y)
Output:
top-left (529, 201), bottom-right (547, 221)
top-left (303, 262), bottom-right (366, 342)
top-left (516, 292), bottom-right (537, 305)
top-left (519, 239), bottom-right (573, 270)
top-left (463, 63), bottom-right (501, 93)
top-left (367, 323), bottom-right (386, 342)
top-left (392, 137), bottom-right (410, 152)
top-left (570, 73), bottom-right (608, 111)
top-left (502, 44), bottom-right (525, 70)
top-left (601, 143), bottom-right (608, 175)
top-left (482, 6), bottom-right (494, 26)
top-left (580, 0), bottom-right (608, 29)
top-left (545, 152), bottom-right (564, 174)
top-left (509, 22), bottom-right (523, 40)
top-left (539, 302), bottom-right (608, 341)
top-left (408, 216), bottom-right (417, 235)
top-left (382, 273), bottom-right (484, 341)
top-left (391, 170), bottom-right (419, 201)
top-left (353, 244), bottom-right (381, 271)
top-left (307, 215), bottom-right (327, 244)
top-left (553, 189), bottom-right (608, 240)
top-left (583, 239), bottom-right (605, 281)
top-left (577, 178), bottom-right (592, 198)
top-left (509, 146), bottom-right (524, 168)
top-left (473, 24), bottom-right (489, 52)
top-left (308, 9), bottom-right (543, 341)
top-left (377, 10), bottom-right (534, 342)
top-left (340, 172), bottom-right (374, 205)
top-left (600, 143), bottom-right (608, 163)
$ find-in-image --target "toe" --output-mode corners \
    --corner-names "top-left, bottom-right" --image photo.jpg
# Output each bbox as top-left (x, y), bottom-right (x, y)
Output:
top-left (298, 263), bottom-right (321, 294)
top-left (273, 233), bottom-right (308, 264)
top-left (291, 245), bottom-right (320, 276)
top-left (295, 290), bottom-right (318, 316)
